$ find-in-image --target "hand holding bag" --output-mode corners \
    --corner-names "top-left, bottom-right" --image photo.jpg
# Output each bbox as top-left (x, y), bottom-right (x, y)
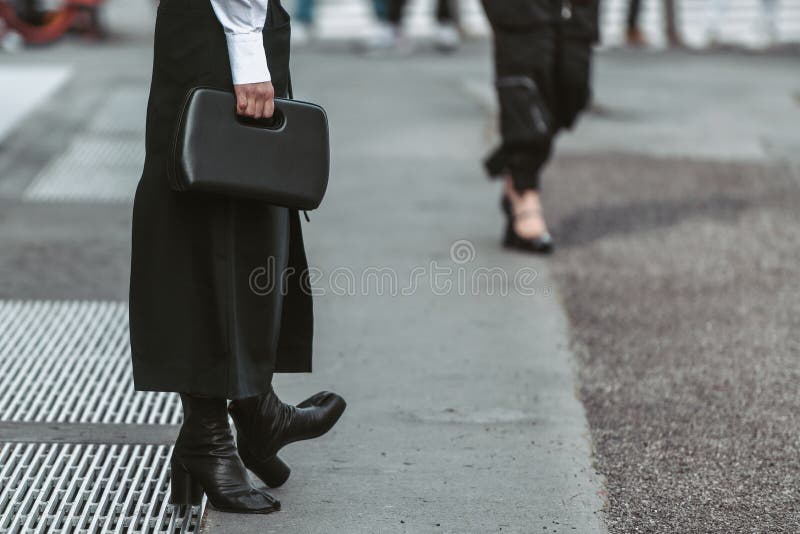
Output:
top-left (169, 87), bottom-right (330, 210)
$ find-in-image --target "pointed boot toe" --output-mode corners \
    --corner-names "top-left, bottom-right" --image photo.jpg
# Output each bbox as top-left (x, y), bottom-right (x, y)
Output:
top-left (296, 391), bottom-right (347, 420)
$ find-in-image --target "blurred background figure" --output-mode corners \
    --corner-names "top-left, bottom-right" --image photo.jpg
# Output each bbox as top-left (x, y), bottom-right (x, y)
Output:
top-left (367, 0), bottom-right (460, 52)
top-left (625, 0), bottom-right (682, 47)
top-left (705, 0), bottom-right (779, 47)
top-left (293, 0), bottom-right (315, 43)
top-left (481, 0), bottom-right (599, 254)
top-left (372, 0), bottom-right (388, 21)
top-left (625, 0), bottom-right (647, 45)
top-left (0, 0), bottom-right (104, 46)
top-left (293, 0), bottom-right (391, 46)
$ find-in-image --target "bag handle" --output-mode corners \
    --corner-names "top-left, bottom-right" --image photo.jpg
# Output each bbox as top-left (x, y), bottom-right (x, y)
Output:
top-left (236, 107), bottom-right (286, 130)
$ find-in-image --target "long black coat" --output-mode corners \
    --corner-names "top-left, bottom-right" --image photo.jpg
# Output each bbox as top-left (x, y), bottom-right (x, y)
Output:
top-left (129, 0), bottom-right (312, 399)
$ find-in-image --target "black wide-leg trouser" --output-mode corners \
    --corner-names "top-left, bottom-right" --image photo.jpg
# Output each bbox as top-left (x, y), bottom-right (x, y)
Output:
top-left (388, 0), bottom-right (455, 25)
top-left (481, 0), bottom-right (598, 192)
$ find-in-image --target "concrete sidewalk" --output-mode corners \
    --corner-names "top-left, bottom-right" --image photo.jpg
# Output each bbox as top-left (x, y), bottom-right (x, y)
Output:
top-left (204, 48), bottom-right (605, 533)
top-left (0, 32), bottom-right (604, 534)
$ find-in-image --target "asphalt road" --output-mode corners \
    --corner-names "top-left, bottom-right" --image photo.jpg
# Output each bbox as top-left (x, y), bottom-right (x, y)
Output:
top-left (546, 52), bottom-right (800, 533)
top-left (548, 152), bottom-right (800, 532)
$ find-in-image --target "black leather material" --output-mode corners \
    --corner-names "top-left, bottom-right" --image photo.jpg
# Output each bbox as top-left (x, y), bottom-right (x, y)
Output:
top-left (240, 454), bottom-right (292, 489)
top-left (229, 388), bottom-right (346, 487)
top-left (131, 0), bottom-right (314, 400)
top-left (170, 87), bottom-right (330, 210)
top-left (171, 395), bottom-right (280, 513)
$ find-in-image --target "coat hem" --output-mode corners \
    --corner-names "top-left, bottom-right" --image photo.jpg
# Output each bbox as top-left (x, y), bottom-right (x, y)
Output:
top-left (131, 351), bottom-right (310, 399)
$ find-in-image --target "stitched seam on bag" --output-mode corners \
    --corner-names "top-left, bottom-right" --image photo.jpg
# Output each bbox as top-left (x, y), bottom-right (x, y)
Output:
top-left (169, 87), bottom-right (197, 191)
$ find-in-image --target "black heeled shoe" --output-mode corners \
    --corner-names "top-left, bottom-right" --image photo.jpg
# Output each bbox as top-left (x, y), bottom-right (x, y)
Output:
top-left (501, 195), bottom-right (554, 254)
top-left (170, 394), bottom-right (280, 514)
top-left (229, 388), bottom-right (346, 488)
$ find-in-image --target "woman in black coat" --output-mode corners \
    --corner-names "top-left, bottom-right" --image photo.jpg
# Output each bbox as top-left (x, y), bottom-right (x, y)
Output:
top-left (481, 0), bottom-right (598, 253)
top-left (129, 0), bottom-right (344, 513)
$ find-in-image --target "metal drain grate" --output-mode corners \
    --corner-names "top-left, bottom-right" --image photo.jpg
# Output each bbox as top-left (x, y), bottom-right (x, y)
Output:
top-left (0, 442), bottom-right (204, 534)
top-left (0, 301), bottom-right (129, 359)
top-left (0, 355), bottom-right (179, 425)
top-left (0, 301), bottom-right (180, 425)
top-left (23, 136), bottom-right (143, 203)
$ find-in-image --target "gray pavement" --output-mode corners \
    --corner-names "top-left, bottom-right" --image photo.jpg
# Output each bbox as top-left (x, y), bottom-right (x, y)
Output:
top-left (545, 51), bottom-right (800, 533)
top-left (203, 43), bottom-right (605, 533)
top-left (0, 28), bottom-right (603, 534)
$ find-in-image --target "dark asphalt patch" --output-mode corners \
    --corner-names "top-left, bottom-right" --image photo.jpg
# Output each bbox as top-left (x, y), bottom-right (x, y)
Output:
top-left (546, 153), bottom-right (800, 533)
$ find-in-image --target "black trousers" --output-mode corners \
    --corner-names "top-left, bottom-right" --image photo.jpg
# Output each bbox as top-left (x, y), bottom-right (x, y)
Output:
top-left (388, 0), bottom-right (455, 25)
top-left (481, 0), bottom-right (596, 192)
top-left (627, 0), bottom-right (679, 37)
top-left (627, 0), bottom-right (641, 31)
top-left (481, 1), bottom-right (557, 191)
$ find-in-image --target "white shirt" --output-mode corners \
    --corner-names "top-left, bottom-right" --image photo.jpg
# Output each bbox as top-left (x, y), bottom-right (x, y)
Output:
top-left (209, 0), bottom-right (271, 85)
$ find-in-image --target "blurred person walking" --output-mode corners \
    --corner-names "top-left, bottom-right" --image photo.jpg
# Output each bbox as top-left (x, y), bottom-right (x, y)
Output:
top-left (129, 0), bottom-right (345, 513)
top-left (624, 0), bottom-right (683, 47)
top-left (369, 0), bottom-right (460, 51)
top-left (481, 0), bottom-right (598, 254)
top-left (293, 0), bottom-right (315, 43)
top-left (294, 0), bottom-right (393, 44)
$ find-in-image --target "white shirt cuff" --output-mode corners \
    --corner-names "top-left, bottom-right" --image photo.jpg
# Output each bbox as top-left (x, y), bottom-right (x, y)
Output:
top-left (225, 32), bottom-right (272, 85)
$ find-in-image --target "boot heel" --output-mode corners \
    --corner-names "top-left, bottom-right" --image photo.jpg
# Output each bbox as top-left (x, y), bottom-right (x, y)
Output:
top-left (239, 445), bottom-right (292, 488)
top-left (170, 458), bottom-right (204, 506)
top-left (256, 455), bottom-right (292, 488)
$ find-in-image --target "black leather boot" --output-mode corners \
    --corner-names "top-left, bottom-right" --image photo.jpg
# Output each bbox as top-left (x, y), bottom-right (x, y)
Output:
top-left (170, 394), bottom-right (280, 514)
top-left (229, 387), bottom-right (346, 487)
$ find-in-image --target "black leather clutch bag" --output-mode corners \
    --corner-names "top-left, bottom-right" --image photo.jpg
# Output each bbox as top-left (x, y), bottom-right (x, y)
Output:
top-left (169, 87), bottom-right (330, 210)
